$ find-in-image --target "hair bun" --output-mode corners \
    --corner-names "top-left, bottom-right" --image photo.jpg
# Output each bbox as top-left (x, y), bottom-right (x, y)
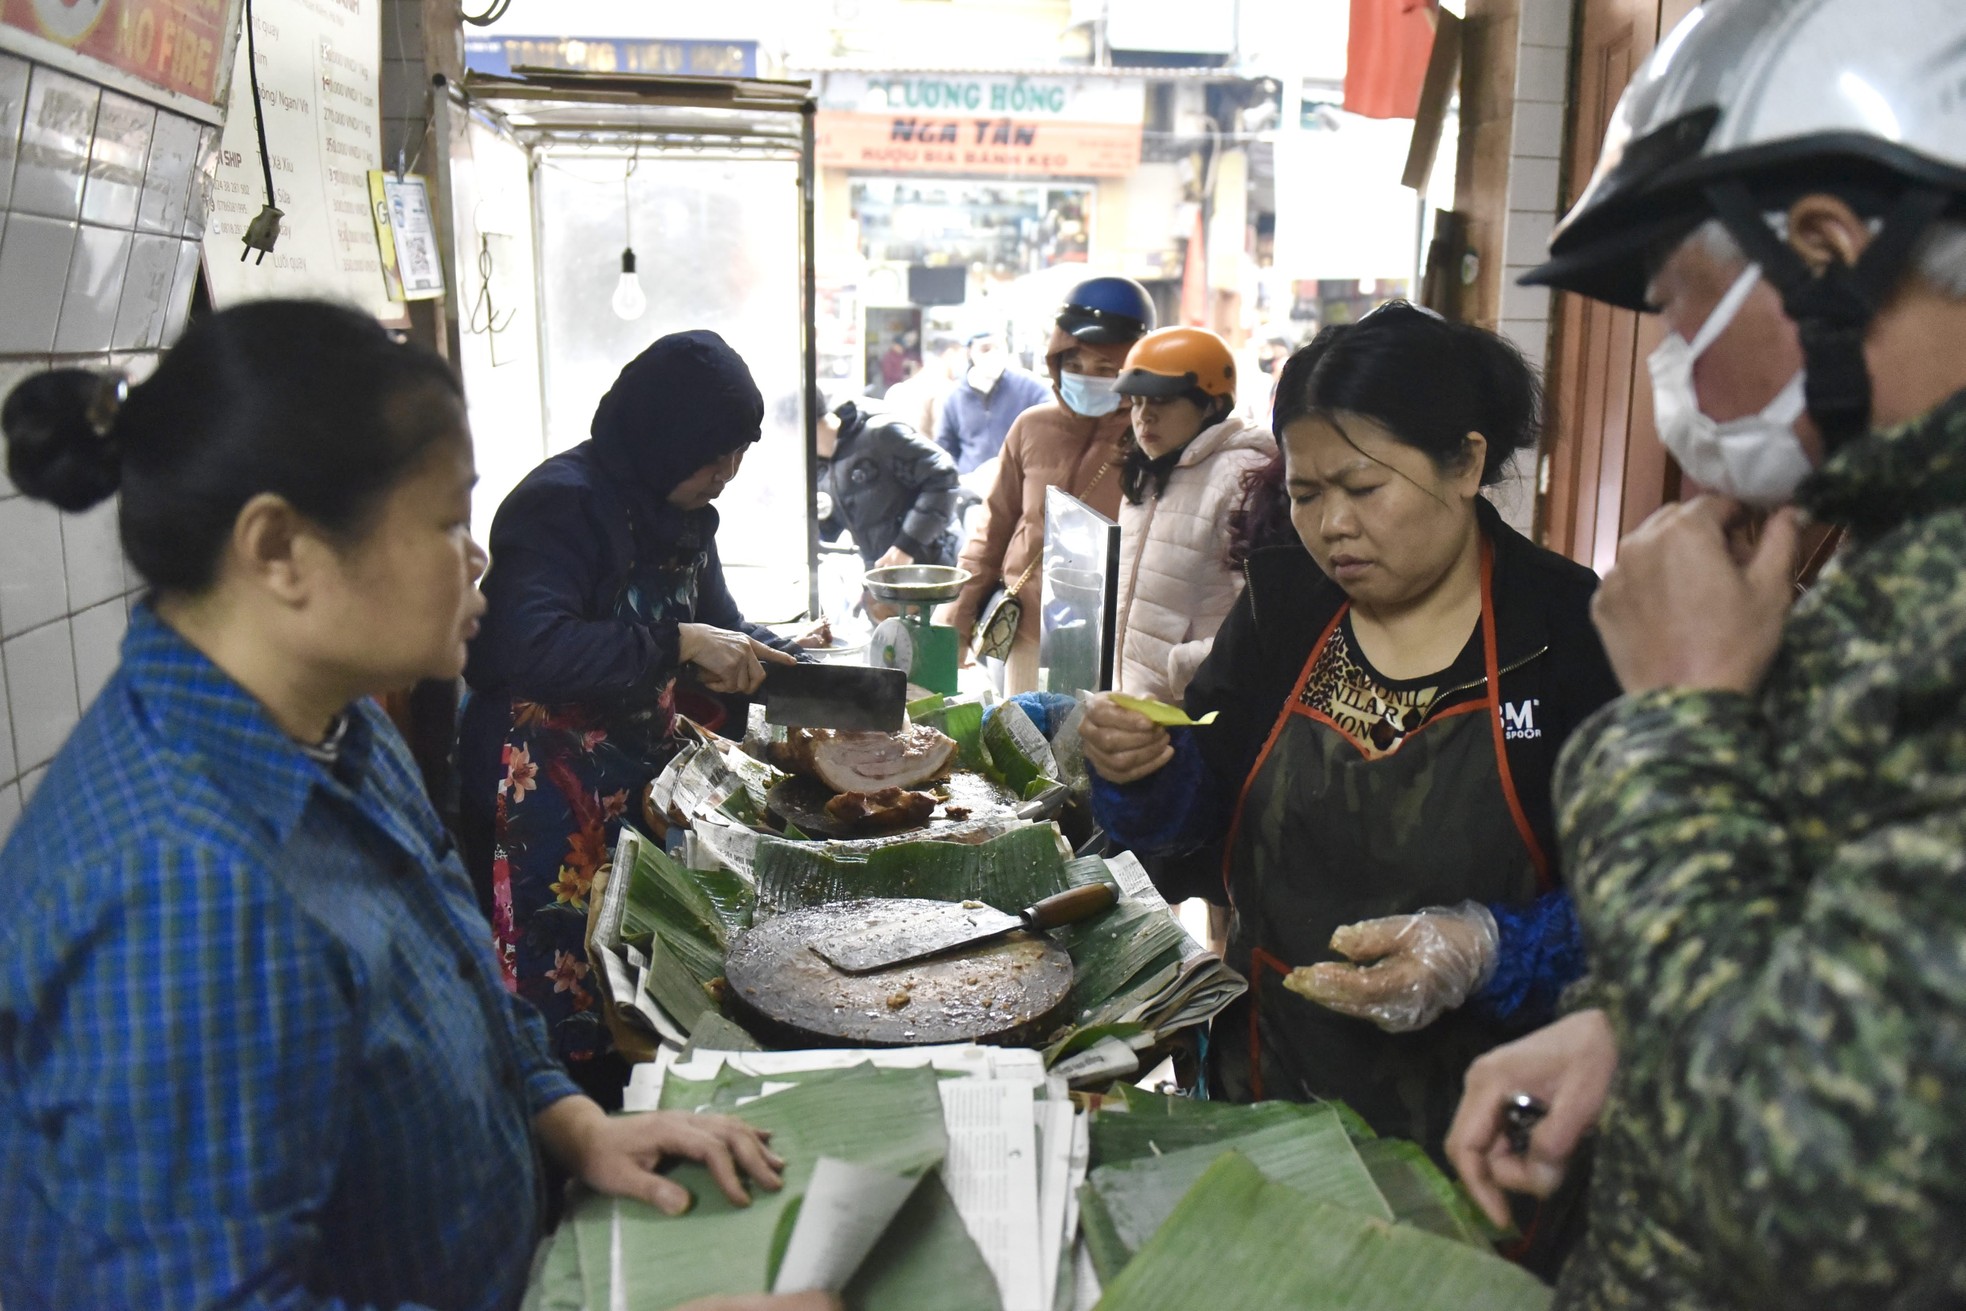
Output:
top-left (3, 369), bottom-right (123, 511)
top-left (1462, 328), bottom-right (1543, 482)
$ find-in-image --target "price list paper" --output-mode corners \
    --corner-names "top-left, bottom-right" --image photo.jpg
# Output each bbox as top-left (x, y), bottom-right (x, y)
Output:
top-left (202, 0), bottom-right (390, 315)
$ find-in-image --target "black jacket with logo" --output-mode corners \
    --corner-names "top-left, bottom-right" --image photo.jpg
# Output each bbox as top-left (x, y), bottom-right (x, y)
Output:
top-left (818, 401), bottom-right (963, 566)
top-left (1099, 498), bottom-right (1620, 902)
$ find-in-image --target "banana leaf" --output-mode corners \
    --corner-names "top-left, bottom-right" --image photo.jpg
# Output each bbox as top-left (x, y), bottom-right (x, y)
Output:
top-left (681, 1012), bottom-right (764, 1057)
top-left (653, 925), bottom-right (725, 990)
top-left (1354, 1138), bottom-right (1500, 1247)
top-left (1089, 1091), bottom-right (1335, 1166)
top-left (1044, 1021), bottom-right (1148, 1064)
top-left (620, 831), bottom-right (755, 952)
top-left (641, 931), bottom-right (714, 1035)
top-left (1052, 901), bottom-right (1188, 1027)
top-left (1107, 693), bottom-right (1218, 727)
top-left (1091, 1153), bottom-right (1552, 1311)
top-left (980, 700), bottom-right (1056, 796)
top-left (656, 1063), bottom-right (881, 1113)
top-left (1078, 1103), bottom-right (1391, 1283)
top-left (914, 695), bottom-right (990, 772)
top-left (842, 1172), bottom-right (1001, 1311)
top-left (1063, 854), bottom-right (1116, 889)
top-left (1328, 1100), bottom-right (1380, 1142)
top-left (518, 1224), bottom-right (584, 1311)
top-left (752, 821), bottom-right (1070, 913)
top-left (570, 1066), bottom-right (957, 1310)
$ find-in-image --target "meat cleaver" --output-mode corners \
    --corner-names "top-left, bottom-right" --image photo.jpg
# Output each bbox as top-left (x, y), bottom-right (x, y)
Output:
top-left (810, 882), bottom-right (1119, 974)
top-left (759, 663), bottom-right (908, 732)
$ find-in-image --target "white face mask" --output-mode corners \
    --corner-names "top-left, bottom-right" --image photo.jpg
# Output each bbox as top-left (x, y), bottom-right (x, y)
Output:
top-left (1058, 370), bottom-right (1122, 418)
top-left (1646, 262), bottom-right (1813, 506)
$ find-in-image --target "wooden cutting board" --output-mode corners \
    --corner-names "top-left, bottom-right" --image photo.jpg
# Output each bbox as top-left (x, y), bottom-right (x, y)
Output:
top-left (722, 898), bottom-right (1074, 1048)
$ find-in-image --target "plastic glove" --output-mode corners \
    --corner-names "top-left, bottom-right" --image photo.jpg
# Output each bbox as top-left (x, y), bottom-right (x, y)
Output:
top-left (1282, 901), bottom-right (1499, 1033)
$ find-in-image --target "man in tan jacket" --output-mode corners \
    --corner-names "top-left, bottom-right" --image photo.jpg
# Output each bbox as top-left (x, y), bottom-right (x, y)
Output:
top-left (946, 276), bottom-right (1155, 693)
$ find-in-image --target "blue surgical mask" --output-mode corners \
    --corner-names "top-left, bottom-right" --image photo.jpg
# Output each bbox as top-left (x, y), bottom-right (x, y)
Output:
top-left (1059, 370), bottom-right (1122, 418)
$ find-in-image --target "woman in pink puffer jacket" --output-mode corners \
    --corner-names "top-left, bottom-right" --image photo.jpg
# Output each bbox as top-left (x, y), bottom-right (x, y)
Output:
top-left (1111, 328), bottom-right (1276, 702)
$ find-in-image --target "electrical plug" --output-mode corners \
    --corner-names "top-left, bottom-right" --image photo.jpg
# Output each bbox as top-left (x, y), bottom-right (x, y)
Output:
top-left (241, 205), bottom-right (284, 263)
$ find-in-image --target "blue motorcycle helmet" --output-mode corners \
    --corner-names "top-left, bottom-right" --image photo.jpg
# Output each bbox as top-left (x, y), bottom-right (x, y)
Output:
top-left (1056, 276), bottom-right (1156, 345)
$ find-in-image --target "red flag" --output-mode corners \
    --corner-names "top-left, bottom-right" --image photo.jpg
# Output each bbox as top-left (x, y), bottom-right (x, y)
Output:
top-left (1344, 0), bottom-right (1438, 120)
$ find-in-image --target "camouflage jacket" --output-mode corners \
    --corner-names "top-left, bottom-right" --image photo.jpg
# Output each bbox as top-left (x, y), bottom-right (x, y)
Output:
top-left (1551, 387), bottom-right (1966, 1310)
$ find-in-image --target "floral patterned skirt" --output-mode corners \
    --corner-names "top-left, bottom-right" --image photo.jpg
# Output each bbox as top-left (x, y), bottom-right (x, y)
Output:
top-left (489, 693), bottom-right (679, 1071)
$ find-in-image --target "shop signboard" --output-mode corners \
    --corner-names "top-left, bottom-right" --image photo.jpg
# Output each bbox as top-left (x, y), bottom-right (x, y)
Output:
top-left (464, 35), bottom-right (757, 80)
top-left (815, 73), bottom-right (1143, 179)
top-left (201, 0), bottom-right (391, 316)
top-left (0, 0), bottom-right (244, 113)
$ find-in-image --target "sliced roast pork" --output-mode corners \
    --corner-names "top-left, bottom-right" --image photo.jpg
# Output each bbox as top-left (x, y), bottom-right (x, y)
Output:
top-left (773, 724), bottom-right (958, 794)
top-left (822, 786), bottom-right (938, 834)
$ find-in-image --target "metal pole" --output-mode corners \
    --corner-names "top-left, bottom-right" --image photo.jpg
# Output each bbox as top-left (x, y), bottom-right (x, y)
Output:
top-left (801, 102), bottom-right (821, 622)
top-left (428, 76), bottom-right (465, 366)
top-left (1415, 189), bottom-right (1428, 302)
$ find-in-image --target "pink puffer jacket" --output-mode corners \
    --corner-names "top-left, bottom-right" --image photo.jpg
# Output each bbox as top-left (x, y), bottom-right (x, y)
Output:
top-left (1113, 414), bottom-right (1276, 702)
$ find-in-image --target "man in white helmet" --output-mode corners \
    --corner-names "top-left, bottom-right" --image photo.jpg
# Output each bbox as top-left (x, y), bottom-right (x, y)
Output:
top-left (1443, 0), bottom-right (1966, 1304)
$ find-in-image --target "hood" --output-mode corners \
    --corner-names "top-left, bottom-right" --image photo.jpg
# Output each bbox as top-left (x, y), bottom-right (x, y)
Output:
top-left (831, 398), bottom-right (903, 445)
top-left (1176, 414), bottom-right (1275, 469)
top-left (589, 329), bottom-right (764, 498)
top-left (1046, 321), bottom-right (1135, 409)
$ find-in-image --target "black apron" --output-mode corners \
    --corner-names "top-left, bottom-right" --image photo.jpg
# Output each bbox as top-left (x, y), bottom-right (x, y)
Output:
top-left (1214, 540), bottom-right (1551, 1162)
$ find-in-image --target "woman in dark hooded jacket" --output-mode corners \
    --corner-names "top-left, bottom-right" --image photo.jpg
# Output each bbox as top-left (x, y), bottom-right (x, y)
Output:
top-left (458, 330), bottom-right (803, 1100)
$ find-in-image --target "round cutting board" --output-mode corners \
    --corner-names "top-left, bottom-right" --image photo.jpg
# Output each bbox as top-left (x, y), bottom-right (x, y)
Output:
top-left (722, 898), bottom-right (1074, 1048)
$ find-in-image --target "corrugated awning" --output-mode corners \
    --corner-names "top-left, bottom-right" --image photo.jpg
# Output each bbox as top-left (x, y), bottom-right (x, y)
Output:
top-left (456, 69), bottom-right (814, 159)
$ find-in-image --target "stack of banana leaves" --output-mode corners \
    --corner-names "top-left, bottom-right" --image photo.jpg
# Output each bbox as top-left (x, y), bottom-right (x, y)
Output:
top-left (523, 1064), bottom-right (1002, 1311)
top-left (1077, 1087), bottom-right (1548, 1310)
top-left (524, 1072), bottom-right (1551, 1311)
top-left (588, 809), bottom-right (1245, 1079)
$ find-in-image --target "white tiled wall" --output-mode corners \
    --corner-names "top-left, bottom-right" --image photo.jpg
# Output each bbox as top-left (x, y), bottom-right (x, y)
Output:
top-left (0, 49), bottom-right (217, 843)
top-left (1483, 0), bottom-right (1575, 535)
top-left (1495, 0), bottom-right (1575, 376)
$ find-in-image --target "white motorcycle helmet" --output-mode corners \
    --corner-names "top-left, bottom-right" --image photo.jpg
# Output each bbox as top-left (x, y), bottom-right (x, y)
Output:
top-left (1524, 0), bottom-right (1966, 446)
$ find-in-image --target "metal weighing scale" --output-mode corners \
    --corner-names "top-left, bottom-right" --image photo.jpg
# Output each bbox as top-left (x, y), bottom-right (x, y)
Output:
top-left (863, 564), bottom-right (971, 696)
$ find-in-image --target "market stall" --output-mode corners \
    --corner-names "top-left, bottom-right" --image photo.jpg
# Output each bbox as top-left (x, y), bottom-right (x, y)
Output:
top-left (515, 676), bottom-right (1553, 1311)
top-left (433, 76), bottom-right (1546, 1311)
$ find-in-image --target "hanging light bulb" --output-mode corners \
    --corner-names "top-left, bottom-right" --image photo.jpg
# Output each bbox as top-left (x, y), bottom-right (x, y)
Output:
top-left (612, 146), bottom-right (647, 321)
top-left (611, 247), bottom-right (647, 320)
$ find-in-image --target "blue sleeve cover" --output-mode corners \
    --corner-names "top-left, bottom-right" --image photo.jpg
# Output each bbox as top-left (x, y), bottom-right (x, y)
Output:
top-left (1472, 889), bottom-right (1586, 1026)
top-left (1088, 728), bottom-right (1217, 856)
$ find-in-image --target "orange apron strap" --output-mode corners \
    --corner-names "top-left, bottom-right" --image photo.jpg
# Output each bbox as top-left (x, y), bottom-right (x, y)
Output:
top-left (1220, 604), bottom-right (1350, 896)
top-left (1478, 541), bottom-right (1554, 892)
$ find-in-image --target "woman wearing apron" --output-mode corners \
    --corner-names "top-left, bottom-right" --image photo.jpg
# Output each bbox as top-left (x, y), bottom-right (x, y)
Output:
top-left (459, 331), bottom-right (808, 1105)
top-left (1083, 304), bottom-right (1620, 1164)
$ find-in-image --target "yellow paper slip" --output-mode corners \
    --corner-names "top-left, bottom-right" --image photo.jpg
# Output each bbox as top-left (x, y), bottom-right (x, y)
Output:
top-left (1109, 694), bottom-right (1219, 727)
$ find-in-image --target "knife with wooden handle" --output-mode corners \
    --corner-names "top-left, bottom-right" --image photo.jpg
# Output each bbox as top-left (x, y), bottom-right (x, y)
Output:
top-left (809, 882), bottom-right (1120, 975)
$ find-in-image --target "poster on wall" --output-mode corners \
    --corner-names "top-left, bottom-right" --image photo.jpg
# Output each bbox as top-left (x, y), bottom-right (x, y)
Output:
top-left (367, 169), bottom-right (443, 301)
top-left (201, 0), bottom-right (392, 317)
top-left (0, 0), bottom-right (244, 112)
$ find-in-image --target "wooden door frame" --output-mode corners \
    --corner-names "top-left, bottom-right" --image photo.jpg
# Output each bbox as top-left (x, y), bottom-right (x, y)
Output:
top-left (1538, 0), bottom-right (1699, 570)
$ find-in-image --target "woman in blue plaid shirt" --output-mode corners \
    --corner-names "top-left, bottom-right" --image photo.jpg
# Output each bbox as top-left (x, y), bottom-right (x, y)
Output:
top-left (0, 301), bottom-right (830, 1311)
